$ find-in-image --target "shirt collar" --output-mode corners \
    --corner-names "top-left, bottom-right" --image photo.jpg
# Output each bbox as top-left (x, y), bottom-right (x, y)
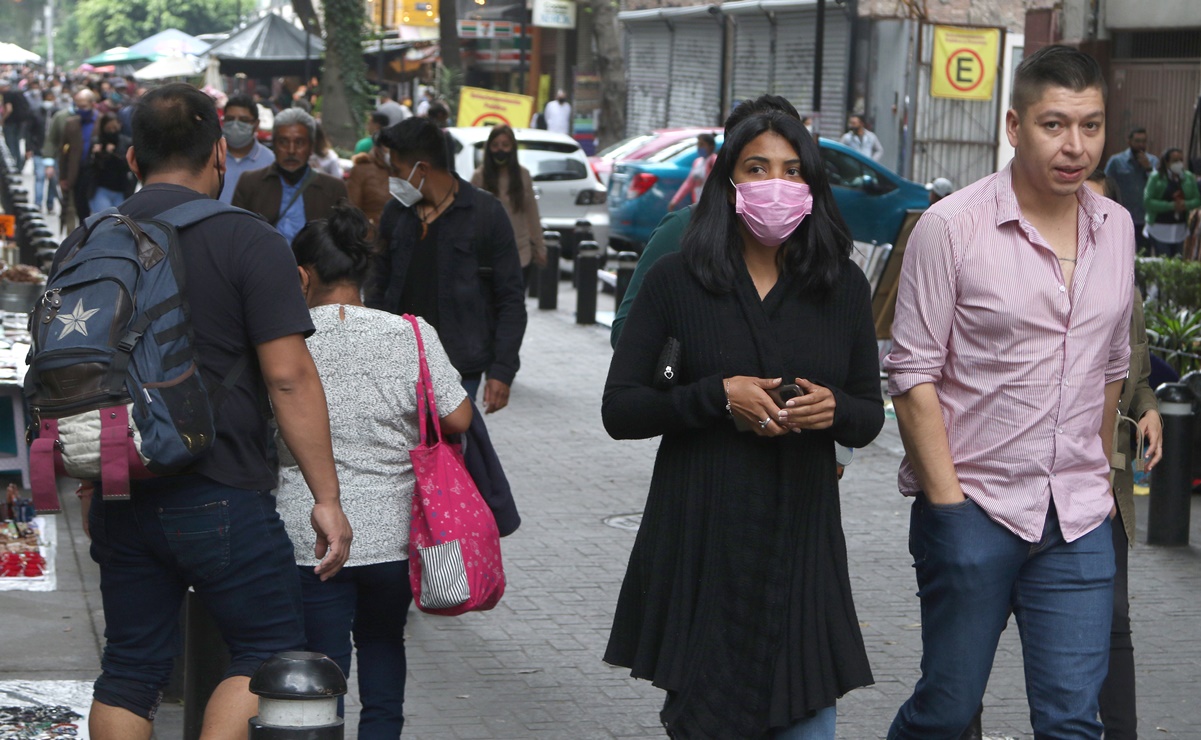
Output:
top-left (994, 160), bottom-right (1105, 233)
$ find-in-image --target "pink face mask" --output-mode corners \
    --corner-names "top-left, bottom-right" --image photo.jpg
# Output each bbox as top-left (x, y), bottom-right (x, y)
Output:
top-left (731, 178), bottom-right (814, 246)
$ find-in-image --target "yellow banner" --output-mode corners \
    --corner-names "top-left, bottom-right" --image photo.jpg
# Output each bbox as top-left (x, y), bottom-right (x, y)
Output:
top-left (456, 86), bottom-right (534, 128)
top-left (931, 26), bottom-right (1000, 101)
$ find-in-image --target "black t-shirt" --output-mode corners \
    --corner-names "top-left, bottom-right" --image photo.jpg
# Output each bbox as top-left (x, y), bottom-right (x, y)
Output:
top-left (56, 183), bottom-right (315, 491)
top-left (398, 220), bottom-right (441, 329)
top-left (1161, 176), bottom-right (1187, 224)
top-left (2, 91), bottom-right (30, 125)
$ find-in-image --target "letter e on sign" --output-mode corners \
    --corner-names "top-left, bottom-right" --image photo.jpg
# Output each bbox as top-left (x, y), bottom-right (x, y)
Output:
top-left (930, 25), bottom-right (1000, 101)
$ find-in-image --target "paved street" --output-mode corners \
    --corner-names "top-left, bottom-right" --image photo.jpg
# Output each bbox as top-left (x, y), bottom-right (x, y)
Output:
top-left (0, 180), bottom-right (1199, 737)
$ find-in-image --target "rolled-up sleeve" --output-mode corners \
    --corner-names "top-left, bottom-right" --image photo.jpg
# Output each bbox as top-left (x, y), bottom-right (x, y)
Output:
top-left (1104, 224), bottom-right (1136, 385)
top-left (883, 213), bottom-right (959, 397)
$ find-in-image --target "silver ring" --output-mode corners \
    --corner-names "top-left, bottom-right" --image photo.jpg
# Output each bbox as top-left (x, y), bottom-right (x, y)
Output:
top-left (759, 418), bottom-right (770, 429)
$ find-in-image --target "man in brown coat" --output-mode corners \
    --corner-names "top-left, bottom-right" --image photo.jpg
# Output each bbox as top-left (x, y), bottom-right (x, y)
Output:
top-left (231, 107), bottom-right (347, 243)
top-left (53, 89), bottom-right (98, 223)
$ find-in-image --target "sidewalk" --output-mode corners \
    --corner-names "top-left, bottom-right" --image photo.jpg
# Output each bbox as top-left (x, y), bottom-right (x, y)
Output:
top-left (1, 164), bottom-right (1199, 737)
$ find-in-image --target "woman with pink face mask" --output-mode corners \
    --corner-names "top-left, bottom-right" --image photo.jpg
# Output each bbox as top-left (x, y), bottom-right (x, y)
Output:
top-left (602, 109), bottom-right (884, 739)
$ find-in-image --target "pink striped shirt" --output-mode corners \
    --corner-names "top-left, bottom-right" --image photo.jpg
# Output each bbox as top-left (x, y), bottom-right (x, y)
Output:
top-left (884, 163), bottom-right (1134, 543)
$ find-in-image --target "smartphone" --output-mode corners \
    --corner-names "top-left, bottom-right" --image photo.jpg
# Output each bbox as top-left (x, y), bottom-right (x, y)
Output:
top-left (767, 383), bottom-right (804, 407)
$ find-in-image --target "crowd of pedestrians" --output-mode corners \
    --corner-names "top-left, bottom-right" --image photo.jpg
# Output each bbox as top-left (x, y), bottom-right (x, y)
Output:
top-left (4, 39), bottom-right (1198, 739)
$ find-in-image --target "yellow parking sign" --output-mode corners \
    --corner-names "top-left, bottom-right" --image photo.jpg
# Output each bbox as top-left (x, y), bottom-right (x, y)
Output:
top-left (456, 87), bottom-right (535, 128)
top-left (931, 26), bottom-right (1000, 101)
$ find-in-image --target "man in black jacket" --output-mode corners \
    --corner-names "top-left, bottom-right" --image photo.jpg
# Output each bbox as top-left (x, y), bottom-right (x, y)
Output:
top-left (367, 117), bottom-right (527, 413)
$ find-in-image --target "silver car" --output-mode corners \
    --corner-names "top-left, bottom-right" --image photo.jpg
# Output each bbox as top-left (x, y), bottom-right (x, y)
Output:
top-left (446, 127), bottom-right (609, 256)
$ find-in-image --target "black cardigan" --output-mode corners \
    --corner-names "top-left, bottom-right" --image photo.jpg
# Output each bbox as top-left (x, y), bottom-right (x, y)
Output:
top-left (602, 252), bottom-right (884, 738)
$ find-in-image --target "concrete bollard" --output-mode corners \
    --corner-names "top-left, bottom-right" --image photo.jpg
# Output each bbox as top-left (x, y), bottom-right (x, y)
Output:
top-left (1148, 382), bottom-right (1194, 546)
top-left (576, 241), bottom-right (601, 325)
top-left (539, 232), bottom-right (561, 311)
top-left (613, 251), bottom-right (639, 311)
top-left (248, 651), bottom-right (347, 739)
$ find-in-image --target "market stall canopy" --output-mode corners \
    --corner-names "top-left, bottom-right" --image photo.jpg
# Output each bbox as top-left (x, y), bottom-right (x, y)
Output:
top-left (205, 13), bottom-right (325, 78)
top-left (82, 47), bottom-right (160, 66)
top-left (132, 55), bottom-right (204, 81)
top-left (126, 29), bottom-right (210, 58)
top-left (0, 43), bottom-right (42, 65)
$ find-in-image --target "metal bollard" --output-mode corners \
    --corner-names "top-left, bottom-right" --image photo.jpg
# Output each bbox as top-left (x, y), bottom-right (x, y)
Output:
top-left (576, 241), bottom-right (600, 325)
top-left (1148, 382), bottom-right (1195, 546)
top-left (182, 592), bottom-right (231, 740)
top-left (570, 220), bottom-right (593, 287)
top-left (538, 232), bottom-right (561, 311)
top-left (248, 651), bottom-right (347, 739)
top-left (613, 251), bottom-right (639, 311)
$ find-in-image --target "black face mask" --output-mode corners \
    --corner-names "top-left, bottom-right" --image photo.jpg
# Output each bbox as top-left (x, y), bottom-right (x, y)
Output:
top-left (491, 152), bottom-right (510, 167)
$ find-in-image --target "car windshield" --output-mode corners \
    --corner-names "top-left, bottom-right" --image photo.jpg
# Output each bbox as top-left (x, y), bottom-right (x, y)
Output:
top-left (472, 140), bottom-right (588, 181)
top-left (597, 134), bottom-right (654, 159)
top-left (650, 139), bottom-right (701, 163)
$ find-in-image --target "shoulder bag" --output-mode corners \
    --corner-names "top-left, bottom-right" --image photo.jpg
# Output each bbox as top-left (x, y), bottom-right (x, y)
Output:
top-left (403, 314), bottom-right (505, 615)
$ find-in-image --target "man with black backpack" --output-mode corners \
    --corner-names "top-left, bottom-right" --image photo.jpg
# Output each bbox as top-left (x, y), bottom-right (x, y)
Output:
top-left (45, 83), bottom-right (352, 740)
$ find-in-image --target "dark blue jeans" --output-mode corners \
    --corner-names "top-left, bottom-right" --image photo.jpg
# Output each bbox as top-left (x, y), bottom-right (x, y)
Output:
top-left (889, 496), bottom-right (1114, 740)
top-left (297, 560), bottom-right (413, 739)
top-left (89, 476), bottom-right (306, 719)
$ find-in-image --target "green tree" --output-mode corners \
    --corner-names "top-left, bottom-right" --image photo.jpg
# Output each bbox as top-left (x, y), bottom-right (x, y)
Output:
top-left (0, 0), bottom-right (48, 57)
top-left (319, 0), bottom-right (372, 150)
top-left (71, 0), bottom-right (239, 57)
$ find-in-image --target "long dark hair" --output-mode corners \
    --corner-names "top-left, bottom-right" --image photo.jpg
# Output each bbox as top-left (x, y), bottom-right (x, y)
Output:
top-left (292, 200), bottom-right (375, 288)
top-left (1158, 147), bottom-right (1183, 180)
top-left (681, 110), bottom-right (852, 295)
top-left (480, 124), bottom-right (525, 213)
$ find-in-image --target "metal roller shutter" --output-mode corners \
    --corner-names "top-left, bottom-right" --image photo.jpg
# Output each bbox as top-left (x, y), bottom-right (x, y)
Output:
top-left (667, 19), bottom-right (724, 127)
top-left (625, 23), bottom-right (672, 135)
top-left (773, 8), bottom-right (851, 139)
top-left (731, 15), bottom-right (772, 103)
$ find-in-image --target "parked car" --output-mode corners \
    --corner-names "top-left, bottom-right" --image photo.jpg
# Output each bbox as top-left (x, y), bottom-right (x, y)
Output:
top-left (589, 128), bottom-right (721, 187)
top-left (607, 136), bottom-right (928, 253)
top-left (445, 127), bottom-right (608, 258)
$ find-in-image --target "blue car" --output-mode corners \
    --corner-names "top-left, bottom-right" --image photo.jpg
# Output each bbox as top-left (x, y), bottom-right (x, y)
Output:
top-left (607, 136), bottom-right (928, 252)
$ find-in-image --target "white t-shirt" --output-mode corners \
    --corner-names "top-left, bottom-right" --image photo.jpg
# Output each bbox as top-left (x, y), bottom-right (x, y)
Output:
top-left (544, 99), bottom-right (572, 135)
top-left (275, 307), bottom-right (466, 566)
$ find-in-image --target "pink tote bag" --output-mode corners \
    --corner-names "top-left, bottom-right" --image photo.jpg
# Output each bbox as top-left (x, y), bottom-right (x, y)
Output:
top-left (404, 315), bottom-right (505, 615)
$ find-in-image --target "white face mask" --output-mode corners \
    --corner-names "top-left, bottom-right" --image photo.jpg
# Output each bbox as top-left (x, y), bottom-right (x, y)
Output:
top-left (1169, 161), bottom-right (1186, 177)
top-left (387, 156), bottom-right (425, 207)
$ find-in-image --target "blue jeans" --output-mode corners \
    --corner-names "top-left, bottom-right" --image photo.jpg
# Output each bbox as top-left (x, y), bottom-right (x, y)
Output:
top-left (462, 375), bottom-right (481, 400)
top-left (35, 157), bottom-right (58, 211)
top-left (297, 560), bottom-right (413, 738)
top-left (88, 476), bottom-right (306, 719)
top-left (89, 185), bottom-right (125, 214)
top-left (771, 705), bottom-right (836, 739)
top-left (889, 495), bottom-right (1114, 740)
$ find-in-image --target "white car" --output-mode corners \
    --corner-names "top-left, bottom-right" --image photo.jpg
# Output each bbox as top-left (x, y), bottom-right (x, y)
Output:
top-left (445, 127), bottom-right (609, 257)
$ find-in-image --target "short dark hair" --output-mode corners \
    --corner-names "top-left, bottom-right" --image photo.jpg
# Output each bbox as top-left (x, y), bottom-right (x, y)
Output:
top-left (378, 116), bottom-right (449, 170)
top-left (224, 94), bottom-right (258, 119)
top-left (370, 112), bottom-right (390, 128)
top-left (1128, 127), bottom-right (1147, 140)
top-left (132, 83), bottom-right (222, 178)
top-left (697, 133), bottom-right (716, 148)
top-left (292, 200), bottom-right (374, 288)
top-left (1011, 45), bottom-right (1107, 115)
top-left (725, 95), bottom-right (800, 133)
top-left (682, 109), bottom-right (852, 296)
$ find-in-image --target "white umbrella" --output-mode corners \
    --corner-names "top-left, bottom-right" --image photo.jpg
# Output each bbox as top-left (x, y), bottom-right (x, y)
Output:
top-left (132, 55), bottom-right (201, 81)
top-left (0, 42), bottom-right (42, 65)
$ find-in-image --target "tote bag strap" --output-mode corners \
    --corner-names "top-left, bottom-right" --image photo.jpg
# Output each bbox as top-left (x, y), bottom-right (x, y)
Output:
top-left (403, 314), bottom-right (443, 446)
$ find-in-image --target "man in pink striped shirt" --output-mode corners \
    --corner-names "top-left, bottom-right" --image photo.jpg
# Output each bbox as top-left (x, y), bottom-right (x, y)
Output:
top-left (884, 45), bottom-right (1133, 739)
